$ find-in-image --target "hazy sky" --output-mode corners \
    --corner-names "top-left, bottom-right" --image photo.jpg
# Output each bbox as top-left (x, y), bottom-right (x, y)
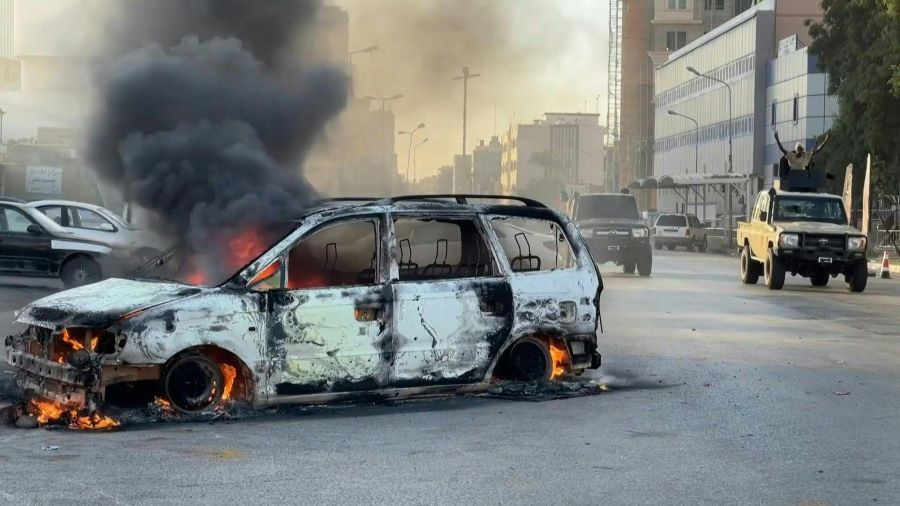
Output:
top-left (335, 0), bottom-right (610, 180)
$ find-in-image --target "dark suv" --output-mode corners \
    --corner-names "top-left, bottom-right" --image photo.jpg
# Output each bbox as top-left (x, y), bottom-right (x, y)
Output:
top-left (569, 193), bottom-right (651, 276)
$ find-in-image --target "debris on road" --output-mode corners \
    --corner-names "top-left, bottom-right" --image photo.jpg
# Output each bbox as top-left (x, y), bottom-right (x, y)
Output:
top-left (832, 391), bottom-right (851, 396)
top-left (41, 445), bottom-right (60, 451)
top-left (14, 414), bottom-right (38, 429)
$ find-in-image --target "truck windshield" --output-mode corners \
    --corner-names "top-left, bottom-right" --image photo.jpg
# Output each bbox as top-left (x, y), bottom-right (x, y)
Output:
top-left (773, 197), bottom-right (847, 225)
top-left (576, 195), bottom-right (640, 220)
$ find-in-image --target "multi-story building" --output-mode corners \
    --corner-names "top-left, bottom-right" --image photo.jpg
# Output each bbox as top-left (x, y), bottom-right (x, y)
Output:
top-left (500, 113), bottom-right (606, 198)
top-left (472, 135), bottom-right (502, 194)
top-left (650, 0), bottom-right (826, 222)
top-left (615, 0), bottom-right (757, 207)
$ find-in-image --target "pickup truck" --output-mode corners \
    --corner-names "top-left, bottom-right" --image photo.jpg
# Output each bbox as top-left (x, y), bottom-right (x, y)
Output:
top-left (737, 188), bottom-right (868, 292)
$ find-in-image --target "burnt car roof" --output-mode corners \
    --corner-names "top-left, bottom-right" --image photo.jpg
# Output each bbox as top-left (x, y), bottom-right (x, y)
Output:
top-left (301, 194), bottom-right (554, 219)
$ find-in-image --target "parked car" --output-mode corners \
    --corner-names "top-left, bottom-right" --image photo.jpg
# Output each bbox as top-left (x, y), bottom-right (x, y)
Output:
top-left (568, 192), bottom-right (652, 276)
top-left (0, 199), bottom-right (113, 287)
top-left (30, 200), bottom-right (170, 266)
top-left (6, 195), bottom-right (603, 414)
top-left (653, 213), bottom-right (708, 252)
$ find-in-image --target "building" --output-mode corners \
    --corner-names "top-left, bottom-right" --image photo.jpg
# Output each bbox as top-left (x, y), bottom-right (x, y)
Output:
top-left (614, 0), bottom-right (757, 207)
top-left (500, 113), bottom-right (606, 199)
top-left (472, 136), bottom-right (502, 193)
top-left (649, 0), bottom-right (826, 223)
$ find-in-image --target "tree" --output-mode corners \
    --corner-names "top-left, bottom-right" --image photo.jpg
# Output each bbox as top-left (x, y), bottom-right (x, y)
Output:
top-left (809, 0), bottom-right (900, 196)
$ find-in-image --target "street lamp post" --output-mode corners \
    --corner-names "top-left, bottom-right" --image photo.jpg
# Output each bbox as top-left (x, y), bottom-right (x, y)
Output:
top-left (687, 65), bottom-right (733, 247)
top-left (398, 123), bottom-right (425, 183)
top-left (365, 94), bottom-right (403, 111)
top-left (413, 137), bottom-right (429, 184)
top-left (452, 67), bottom-right (481, 192)
top-left (348, 45), bottom-right (379, 97)
top-left (667, 110), bottom-right (699, 175)
top-left (595, 93), bottom-right (603, 115)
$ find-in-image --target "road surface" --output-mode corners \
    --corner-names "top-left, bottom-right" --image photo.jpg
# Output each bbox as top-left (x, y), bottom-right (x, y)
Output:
top-left (0, 252), bottom-right (898, 505)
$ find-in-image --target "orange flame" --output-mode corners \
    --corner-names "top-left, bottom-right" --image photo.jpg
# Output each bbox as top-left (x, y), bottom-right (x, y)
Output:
top-left (220, 363), bottom-right (237, 400)
top-left (28, 399), bottom-right (120, 430)
top-left (548, 339), bottom-right (569, 379)
top-left (60, 329), bottom-right (84, 351)
top-left (186, 227), bottom-right (271, 286)
top-left (89, 335), bottom-right (99, 351)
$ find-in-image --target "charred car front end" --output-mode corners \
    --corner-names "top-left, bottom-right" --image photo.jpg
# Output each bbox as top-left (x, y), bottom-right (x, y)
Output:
top-left (6, 195), bottom-right (603, 414)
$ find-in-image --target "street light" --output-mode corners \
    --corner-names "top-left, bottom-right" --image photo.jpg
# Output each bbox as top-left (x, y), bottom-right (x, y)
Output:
top-left (348, 45), bottom-right (379, 97)
top-left (398, 122), bottom-right (425, 182)
top-left (0, 108), bottom-right (5, 145)
top-left (687, 65), bottom-right (733, 246)
top-left (364, 94), bottom-right (403, 111)
top-left (452, 67), bottom-right (481, 192)
top-left (413, 137), bottom-right (429, 183)
top-left (595, 93), bottom-right (603, 115)
top-left (667, 110), bottom-right (699, 175)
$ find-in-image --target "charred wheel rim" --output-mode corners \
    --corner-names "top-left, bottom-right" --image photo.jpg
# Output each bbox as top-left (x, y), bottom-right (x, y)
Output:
top-left (164, 355), bottom-right (224, 412)
top-left (509, 338), bottom-right (551, 381)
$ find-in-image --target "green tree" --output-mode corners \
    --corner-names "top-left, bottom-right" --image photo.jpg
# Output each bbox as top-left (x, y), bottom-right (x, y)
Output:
top-left (809, 0), bottom-right (900, 196)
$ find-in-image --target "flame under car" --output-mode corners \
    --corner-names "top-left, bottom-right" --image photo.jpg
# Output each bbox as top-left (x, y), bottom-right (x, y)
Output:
top-left (5, 196), bottom-right (603, 414)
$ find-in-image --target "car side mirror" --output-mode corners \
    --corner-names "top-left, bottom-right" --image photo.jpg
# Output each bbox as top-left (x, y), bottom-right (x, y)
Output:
top-left (26, 224), bottom-right (43, 235)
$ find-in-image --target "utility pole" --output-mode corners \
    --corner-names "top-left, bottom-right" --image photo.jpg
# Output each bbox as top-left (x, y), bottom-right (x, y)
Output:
top-left (398, 123), bottom-right (425, 184)
top-left (452, 67), bottom-right (481, 192)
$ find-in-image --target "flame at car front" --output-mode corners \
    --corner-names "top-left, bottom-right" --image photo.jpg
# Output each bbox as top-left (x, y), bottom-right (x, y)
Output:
top-left (29, 399), bottom-right (120, 431)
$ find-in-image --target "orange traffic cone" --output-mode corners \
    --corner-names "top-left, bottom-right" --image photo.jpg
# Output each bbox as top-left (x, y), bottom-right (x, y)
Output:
top-left (880, 252), bottom-right (892, 279)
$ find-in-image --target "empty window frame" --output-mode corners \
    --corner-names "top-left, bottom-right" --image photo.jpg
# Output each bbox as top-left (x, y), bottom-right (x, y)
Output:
top-left (489, 217), bottom-right (575, 273)
top-left (284, 219), bottom-right (379, 290)
top-left (393, 217), bottom-right (495, 281)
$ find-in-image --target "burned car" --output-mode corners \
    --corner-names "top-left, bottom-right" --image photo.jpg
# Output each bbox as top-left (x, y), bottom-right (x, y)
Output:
top-left (6, 195), bottom-right (603, 414)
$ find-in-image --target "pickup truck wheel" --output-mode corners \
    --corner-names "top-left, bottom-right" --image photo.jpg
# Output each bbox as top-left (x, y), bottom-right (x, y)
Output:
top-left (698, 237), bottom-right (708, 253)
top-left (845, 261), bottom-right (868, 293)
top-left (740, 247), bottom-right (761, 284)
top-left (764, 247), bottom-right (785, 290)
top-left (810, 271), bottom-right (829, 287)
top-left (623, 260), bottom-right (636, 274)
top-left (637, 247), bottom-right (652, 277)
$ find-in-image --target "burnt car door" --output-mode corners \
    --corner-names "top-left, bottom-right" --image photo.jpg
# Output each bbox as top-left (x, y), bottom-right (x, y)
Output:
top-left (487, 214), bottom-right (599, 343)
top-left (0, 206), bottom-right (52, 275)
top-left (262, 215), bottom-right (393, 397)
top-left (389, 214), bottom-right (513, 387)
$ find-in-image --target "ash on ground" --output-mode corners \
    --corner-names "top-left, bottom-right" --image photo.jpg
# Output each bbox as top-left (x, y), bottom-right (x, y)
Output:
top-left (483, 378), bottom-right (609, 401)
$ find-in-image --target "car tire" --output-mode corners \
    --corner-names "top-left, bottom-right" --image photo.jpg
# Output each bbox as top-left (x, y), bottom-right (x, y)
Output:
top-left (508, 337), bottom-right (552, 381)
top-left (698, 237), bottom-right (708, 253)
top-left (637, 247), bottom-right (652, 277)
top-left (654, 241), bottom-right (662, 250)
top-left (810, 271), bottom-right (829, 287)
top-left (845, 261), bottom-right (868, 293)
top-left (740, 246), bottom-right (761, 285)
top-left (163, 353), bottom-right (224, 412)
top-left (61, 257), bottom-right (102, 288)
top-left (623, 260), bottom-right (636, 274)
top-left (764, 247), bottom-right (785, 290)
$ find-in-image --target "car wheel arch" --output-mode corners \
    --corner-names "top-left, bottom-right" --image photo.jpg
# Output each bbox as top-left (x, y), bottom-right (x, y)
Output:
top-left (161, 344), bottom-right (256, 405)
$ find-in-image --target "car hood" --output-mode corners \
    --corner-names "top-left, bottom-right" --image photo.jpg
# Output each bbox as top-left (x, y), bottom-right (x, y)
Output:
top-left (574, 217), bottom-right (645, 228)
top-left (774, 221), bottom-right (862, 235)
top-left (15, 278), bottom-right (202, 328)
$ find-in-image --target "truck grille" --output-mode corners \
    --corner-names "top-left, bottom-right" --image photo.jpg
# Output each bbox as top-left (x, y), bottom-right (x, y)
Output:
top-left (594, 228), bottom-right (632, 237)
top-left (804, 234), bottom-right (845, 249)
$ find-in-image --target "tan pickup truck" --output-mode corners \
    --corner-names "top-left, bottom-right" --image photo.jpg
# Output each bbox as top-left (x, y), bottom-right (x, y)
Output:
top-left (737, 188), bottom-right (868, 292)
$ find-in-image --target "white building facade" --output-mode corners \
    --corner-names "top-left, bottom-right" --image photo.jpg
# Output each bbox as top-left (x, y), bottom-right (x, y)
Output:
top-left (650, 0), bottom-right (826, 221)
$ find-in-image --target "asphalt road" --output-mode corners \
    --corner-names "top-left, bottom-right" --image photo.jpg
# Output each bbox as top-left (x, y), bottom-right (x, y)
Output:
top-left (0, 252), bottom-right (898, 505)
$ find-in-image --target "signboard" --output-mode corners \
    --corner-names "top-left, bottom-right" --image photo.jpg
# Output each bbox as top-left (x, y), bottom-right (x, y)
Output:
top-left (777, 34), bottom-right (798, 57)
top-left (25, 166), bottom-right (63, 195)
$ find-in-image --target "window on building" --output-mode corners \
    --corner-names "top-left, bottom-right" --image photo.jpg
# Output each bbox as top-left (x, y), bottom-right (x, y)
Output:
top-left (771, 101), bottom-right (777, 125)
top-left (668, 0), bottom-right (688, 8)
top-left (715, 0), bottom-right (725, 9)
top-left (793, 95), bottom-right (799, 122)
top-left (666, 31), bottom-right (687, 50)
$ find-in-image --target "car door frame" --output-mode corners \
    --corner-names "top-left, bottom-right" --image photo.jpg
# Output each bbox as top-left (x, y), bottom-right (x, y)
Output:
top-left (0, 205), bottom-right (53, 276)
top-left (386, 209), bottom-right (514, 387)
top-left (258, 212), bottom-right (395, 401)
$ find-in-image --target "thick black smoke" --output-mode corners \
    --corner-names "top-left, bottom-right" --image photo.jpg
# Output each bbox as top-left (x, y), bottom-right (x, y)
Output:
top-left (86, 1), bottom-right (348, 280)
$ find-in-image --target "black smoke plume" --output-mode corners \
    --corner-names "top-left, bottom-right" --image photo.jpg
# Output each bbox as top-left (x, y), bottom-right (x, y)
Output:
top-left (86, 1), bottom-right (347, 281)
